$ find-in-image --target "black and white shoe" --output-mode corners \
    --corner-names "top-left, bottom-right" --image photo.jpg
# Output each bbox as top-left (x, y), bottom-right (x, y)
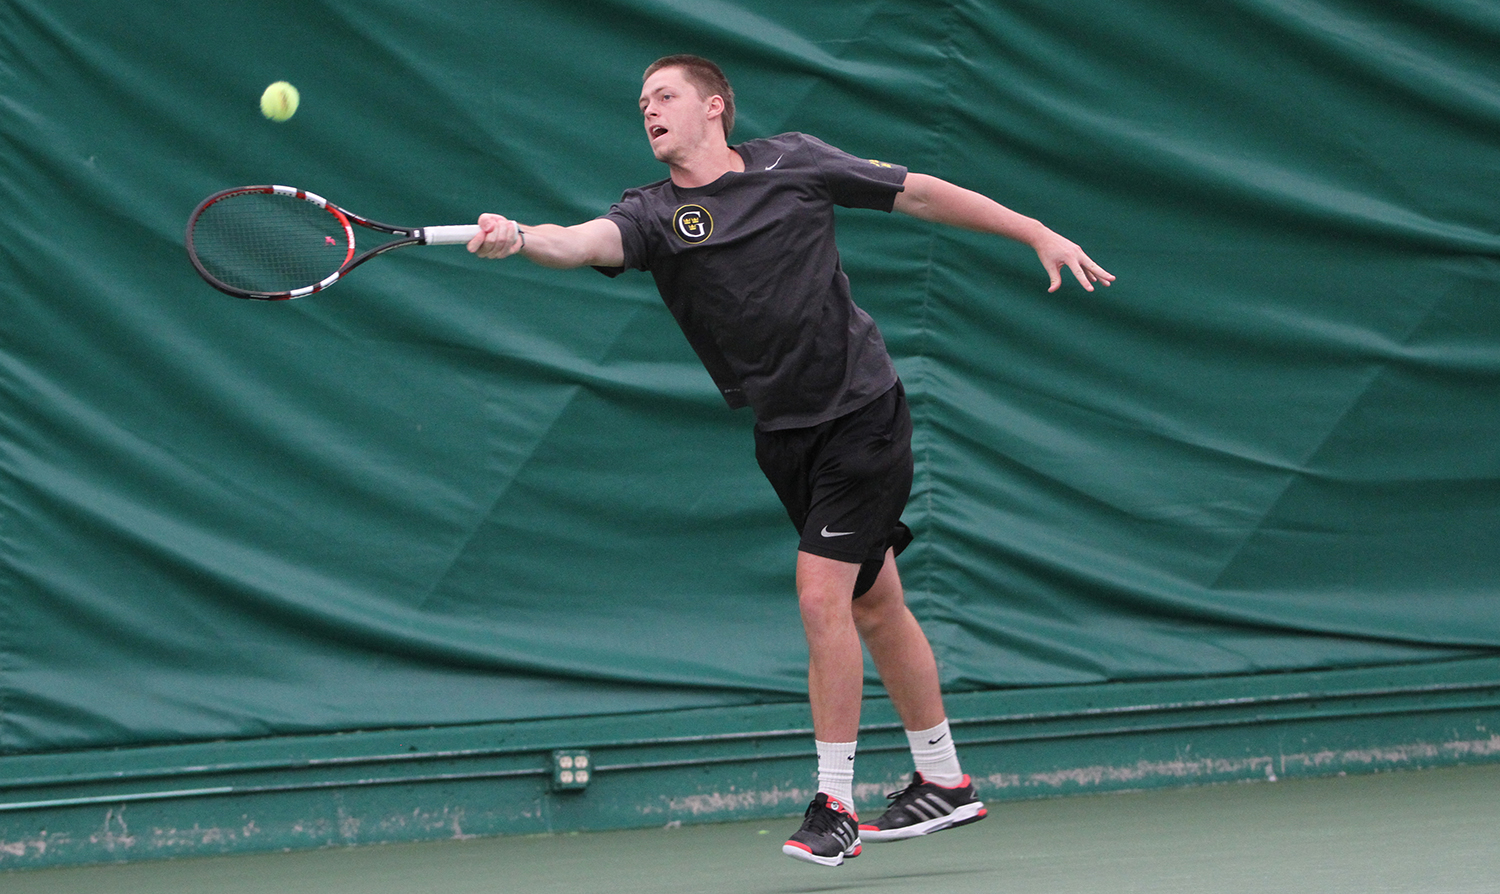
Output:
top-left (858, 772), bottom-right (987, 842)
top-left (782, 793), bottom-right (862, 866)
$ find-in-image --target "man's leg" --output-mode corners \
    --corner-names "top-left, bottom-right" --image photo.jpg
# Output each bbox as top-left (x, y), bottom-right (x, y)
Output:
top-left (783, 550), bottom-right (865, 867)
top-left (852, 550), bottom-right (988, 841)
top-left (796, 551), bottom-right (865, 742)
top-left (850, 549), bottom-right (944, 731)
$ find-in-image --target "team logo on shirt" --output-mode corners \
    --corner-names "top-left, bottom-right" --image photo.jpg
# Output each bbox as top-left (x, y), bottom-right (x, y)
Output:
top-left (867, 159), bottom-right (895, 168)
top-left (672, 204), bottom-right (713, 244)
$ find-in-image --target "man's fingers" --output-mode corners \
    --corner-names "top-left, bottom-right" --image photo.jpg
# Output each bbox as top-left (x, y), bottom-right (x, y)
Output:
top-left (467, 217), bottom-right (493, 253)
top-left (1069, 261), bottom-right (1095, 292)
top-left (468, 214), bottom-right (522, 259)
top-left (469, 214), bottom-right (501, 255)
top-left (1045, 248), bottom-right (1115, 293)
top-left (1085, 259), bottom-right (1116, 287)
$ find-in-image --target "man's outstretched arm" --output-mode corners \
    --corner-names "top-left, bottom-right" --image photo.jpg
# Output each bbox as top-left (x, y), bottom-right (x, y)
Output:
top-left (893, 172), bottom-right (1114, 293)
top-left (467, 214), bottom-right (625, 269)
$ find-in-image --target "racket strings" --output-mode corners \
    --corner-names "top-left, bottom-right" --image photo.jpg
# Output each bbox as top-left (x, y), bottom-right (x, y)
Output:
top-left (191, 192), bottom-right (351, 294)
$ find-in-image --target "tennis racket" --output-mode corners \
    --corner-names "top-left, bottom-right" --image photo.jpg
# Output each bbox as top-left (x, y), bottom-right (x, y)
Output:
top-left (185, 185), bottom-right (480, 300)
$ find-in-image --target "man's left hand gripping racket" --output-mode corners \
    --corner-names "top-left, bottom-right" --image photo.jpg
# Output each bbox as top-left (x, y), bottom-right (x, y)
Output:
top-left (185, 185), bottom-right (479, 300)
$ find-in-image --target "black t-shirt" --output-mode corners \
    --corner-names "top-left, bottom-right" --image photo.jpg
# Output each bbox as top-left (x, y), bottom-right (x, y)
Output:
top-left (597, 132), bottom-right (907, 430)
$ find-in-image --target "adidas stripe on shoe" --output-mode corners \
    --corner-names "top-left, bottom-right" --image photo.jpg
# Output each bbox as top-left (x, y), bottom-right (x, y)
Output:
top-left (783, 793), bottom-right (862, 867)
top-left (858, 772), bottom-right (987, 842)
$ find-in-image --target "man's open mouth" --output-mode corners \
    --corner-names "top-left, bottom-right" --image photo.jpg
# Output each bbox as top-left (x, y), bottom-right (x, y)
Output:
top-left (650, 126), bottom-right (668, 139)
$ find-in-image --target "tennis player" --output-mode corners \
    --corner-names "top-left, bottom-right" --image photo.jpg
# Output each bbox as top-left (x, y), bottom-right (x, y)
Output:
top-left (469, 54), bottom-right (1113, 867)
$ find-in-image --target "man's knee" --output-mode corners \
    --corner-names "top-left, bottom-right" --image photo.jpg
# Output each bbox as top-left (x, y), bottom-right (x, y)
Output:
top-left (852, 583), bottom-right (905, 638)
top-left (796, 552), bottom-right (861, 625)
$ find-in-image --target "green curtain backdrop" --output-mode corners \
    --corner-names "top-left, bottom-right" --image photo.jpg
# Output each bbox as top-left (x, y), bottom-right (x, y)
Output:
top-left (1, 0), bottom-right (1496, 753)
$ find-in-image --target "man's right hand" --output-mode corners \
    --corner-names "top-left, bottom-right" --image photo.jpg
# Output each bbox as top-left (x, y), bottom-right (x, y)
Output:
top-left (468, 213), bottom-right (524, 259)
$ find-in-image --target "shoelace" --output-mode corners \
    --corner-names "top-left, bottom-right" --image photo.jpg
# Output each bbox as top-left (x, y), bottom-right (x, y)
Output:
top-left (803, 800), bottom-right (850, 835)
top-left (883, 777), bottom-right (925, 805)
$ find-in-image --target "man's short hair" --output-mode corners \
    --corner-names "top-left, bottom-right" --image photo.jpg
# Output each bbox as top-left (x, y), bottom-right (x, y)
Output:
top-left (644, 54), bottom-right (735, 139)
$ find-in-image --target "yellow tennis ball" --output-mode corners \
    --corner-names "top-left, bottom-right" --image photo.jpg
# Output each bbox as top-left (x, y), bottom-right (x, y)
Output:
top-left (260, 81), bottom-right (300, 122)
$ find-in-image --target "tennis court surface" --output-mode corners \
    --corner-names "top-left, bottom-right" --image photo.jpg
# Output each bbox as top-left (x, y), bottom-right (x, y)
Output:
top-left (8, 762), bottom-right (1495, 894)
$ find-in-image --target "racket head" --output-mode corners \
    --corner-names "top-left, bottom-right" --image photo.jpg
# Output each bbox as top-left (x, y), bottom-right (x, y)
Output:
top-left (185, 186), bottom-right (356, 300)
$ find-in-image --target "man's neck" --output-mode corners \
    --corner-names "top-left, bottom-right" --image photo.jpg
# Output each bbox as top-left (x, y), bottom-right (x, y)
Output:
top-left (668, 142), bottom-right (745, 188)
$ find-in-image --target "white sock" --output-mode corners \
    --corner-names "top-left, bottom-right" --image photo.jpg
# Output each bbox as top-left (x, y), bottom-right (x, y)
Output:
top-left (815, 739), bottom-right (857, 808)
top-left (906, 720), bottom-right (964, 787)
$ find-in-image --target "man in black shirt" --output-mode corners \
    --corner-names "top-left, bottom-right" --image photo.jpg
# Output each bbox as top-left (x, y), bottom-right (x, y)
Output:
top-left (601, 129), bottom-right (904, 429)
top-left (469, 54), bottom-right (1112, 867)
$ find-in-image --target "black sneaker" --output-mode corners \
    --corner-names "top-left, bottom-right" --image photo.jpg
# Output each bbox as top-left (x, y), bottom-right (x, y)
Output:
top-left (782, 793), bottom-right (862, 866)
top-left (858, 772), bottom-right (987, 842)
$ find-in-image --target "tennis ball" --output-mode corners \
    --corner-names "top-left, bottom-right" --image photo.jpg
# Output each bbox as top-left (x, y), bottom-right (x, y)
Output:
top-left (260, 81), bottom-right (300, 122)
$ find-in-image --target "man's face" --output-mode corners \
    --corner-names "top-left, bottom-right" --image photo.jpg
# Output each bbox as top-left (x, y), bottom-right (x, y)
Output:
top-left (639, 67), bottom-right (717, 163)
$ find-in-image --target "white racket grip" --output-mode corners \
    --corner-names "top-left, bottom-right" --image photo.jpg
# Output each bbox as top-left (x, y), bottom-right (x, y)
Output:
top-left (421, 224), bottom-right (482, 245)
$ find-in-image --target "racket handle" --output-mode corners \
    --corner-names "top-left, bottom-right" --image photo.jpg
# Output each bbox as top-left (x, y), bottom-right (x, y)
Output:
top-left (421, 224), bottom-right (482, 245)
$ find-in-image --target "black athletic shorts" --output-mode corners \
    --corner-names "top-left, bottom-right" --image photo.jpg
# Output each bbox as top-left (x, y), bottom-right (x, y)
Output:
top-left (753, 381), bottom-right (915, 598)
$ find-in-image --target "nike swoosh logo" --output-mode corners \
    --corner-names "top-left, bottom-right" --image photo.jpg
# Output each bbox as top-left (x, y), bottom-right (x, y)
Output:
top-left (765, 154), bottom-right (784, 171)
top-left (820, 526), bottom-right (855, 538)
top-left (928, 733), bottom-right (948, 745)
